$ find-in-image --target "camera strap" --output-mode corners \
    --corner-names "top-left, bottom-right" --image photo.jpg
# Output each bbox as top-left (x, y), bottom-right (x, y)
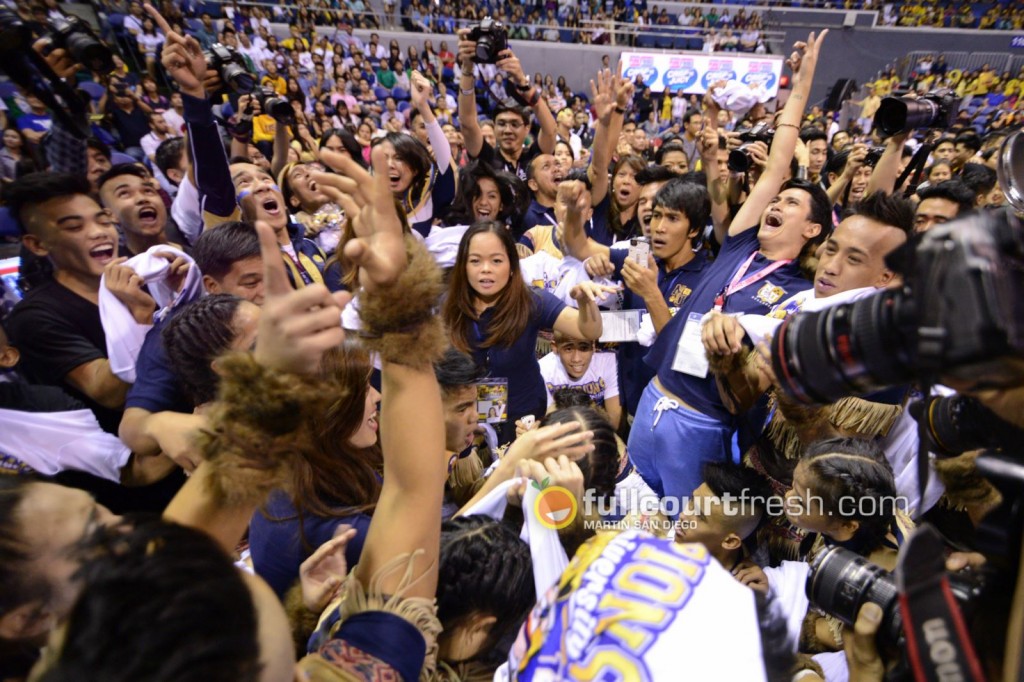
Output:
top-left (896, 525), bottom-right (985, 682)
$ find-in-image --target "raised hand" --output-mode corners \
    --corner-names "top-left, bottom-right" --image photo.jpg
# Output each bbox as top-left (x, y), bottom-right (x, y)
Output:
top-left (146, 3), bottom-right (207, 98)
top-left (251, 220), bottom-right (350, 375)
top-left (590, 68), bottom-right (615, 125)
top-left (299, 525), bottom-right (358, 613)
top-left (410, 70), bottom-right (433, 113)
top-left (787, 29), bottom-right (829, 84)
top-left (504, 421), bottom-right (594, 468)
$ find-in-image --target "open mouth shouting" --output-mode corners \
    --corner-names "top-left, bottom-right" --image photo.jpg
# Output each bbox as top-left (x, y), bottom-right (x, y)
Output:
top-left (89, 243), bottom-right (116, 265)
top-left (260, 196), bottom-right (282, 218)
top-left (136, 205), bottom-right (160, 230)
top-left (763, 211), bottom-right (784, 230)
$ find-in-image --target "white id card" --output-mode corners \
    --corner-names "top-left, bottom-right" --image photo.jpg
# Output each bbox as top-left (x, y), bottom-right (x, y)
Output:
top-left (672, 312), bottom-right (709, 378)
top-left (599, 310), bottom-right (642, 343)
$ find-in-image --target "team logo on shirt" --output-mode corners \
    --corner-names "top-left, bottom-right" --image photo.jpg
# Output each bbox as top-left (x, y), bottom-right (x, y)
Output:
top-left (667, 284), bottom-right (693, 306)
top-left (755, 282), bottom-right (787, 306)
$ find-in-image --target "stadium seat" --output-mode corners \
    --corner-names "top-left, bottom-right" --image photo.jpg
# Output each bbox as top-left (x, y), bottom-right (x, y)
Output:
top-left (397, 101), bottom-right (410, 113)
top-left (0, 82), bottom-right (17, 99)
top-left (111, 151), bottom-right (137, 165)
top-left (391, 86), bottom-right (409, 101)
top-left (78, 81), bottom-right (106, 102)
top-left (373, 86), bottom-right (391, 100)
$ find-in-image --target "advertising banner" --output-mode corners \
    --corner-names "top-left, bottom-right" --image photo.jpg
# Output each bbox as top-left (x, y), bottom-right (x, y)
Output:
top-left (620, 52), bottom-right (785, 96)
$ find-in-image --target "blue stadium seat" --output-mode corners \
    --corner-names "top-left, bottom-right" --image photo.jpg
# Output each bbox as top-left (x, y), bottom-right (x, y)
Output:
top-left (397, 101), bottom-right (410, 112)
top-left (442, 67), bottom-right (455, 82)
top-left (111, 151), bottom-right (137, 165)
top-left (78, 81), bottom-right (106, 102)
top-left (0, 82), bottom-right (17, 99)
top-left (559, 28), bottom-right (574, 42)
top-left (391, 86), bottom-right (409, 101)
top-left (373, 86), bottom-right (391, 100)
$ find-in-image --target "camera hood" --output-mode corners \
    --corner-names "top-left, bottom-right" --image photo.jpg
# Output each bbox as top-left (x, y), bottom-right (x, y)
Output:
top-left (997, 129), bottom-right (1024, 213)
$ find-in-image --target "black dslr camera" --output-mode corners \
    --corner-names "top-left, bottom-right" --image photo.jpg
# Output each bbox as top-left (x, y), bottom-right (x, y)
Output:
top-left (235, 86), bottom-right (294, 138)
top-left (203, 43), bottom-right (255, 95)
top-left (874, 89), bottom-right (961, 137)
top-left (467, 17), bottom-right (508, 64)
top-left (728, 121), bottom-right (775, 173)
top-left (47, 14), bottom-right (114, 74)
top-left (770, 208), bottom-right (1024, 405)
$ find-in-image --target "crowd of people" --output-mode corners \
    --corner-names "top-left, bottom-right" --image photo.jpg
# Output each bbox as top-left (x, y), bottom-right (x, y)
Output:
top-left (0, 0), bottom-right (1022, 680)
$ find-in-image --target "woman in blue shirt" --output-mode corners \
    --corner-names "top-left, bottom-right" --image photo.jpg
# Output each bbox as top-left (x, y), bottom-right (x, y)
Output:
top-left (442, 221), bottom-right (611, 443)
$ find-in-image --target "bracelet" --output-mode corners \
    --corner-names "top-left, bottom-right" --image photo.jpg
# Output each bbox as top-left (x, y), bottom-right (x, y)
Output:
top-left (614, 105), bottom-right (626, 114)
top-left (459, 87), bottom-right (475, 96)
top-left (527, 90), bottom-right (540, 108)
top-left (776, 122), bottom-right (800, 131)
top-left (796, 165), bottom-right (809, 181)
top-left (515, 81), bottom-right (531, 92)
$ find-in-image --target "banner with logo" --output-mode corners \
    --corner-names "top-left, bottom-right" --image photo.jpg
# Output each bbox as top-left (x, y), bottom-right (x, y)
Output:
top-left (620, 52), bottom-right (785, 96)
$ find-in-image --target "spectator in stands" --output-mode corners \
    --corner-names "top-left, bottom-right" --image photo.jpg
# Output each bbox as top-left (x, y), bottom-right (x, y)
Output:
top-left (104, 78), bottom-right (153, 163)
top-left (15, 94), bottom-right (52, 146)
top-left (0, 128), bottom-right (33, 183)
top-left (914, 179), bottom-right (975, 233)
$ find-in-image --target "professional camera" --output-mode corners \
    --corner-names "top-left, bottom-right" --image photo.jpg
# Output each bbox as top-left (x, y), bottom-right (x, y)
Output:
top-left (863, 145), bottom-right (886, 167)
top-left (467, 17), bottom-right (509, 64)
top-left (914, 393), bottom-right (1024, 458)
top-left (770, 209), bottom-right (1024, 405)
top-left (254, 86), bottom-right (294, 124)
top-left (728, 121), bottom-right (775, 173)
top-left (203, 43), bottom-right (255, 94)
top-left (873, 89), bottom-right (961, 137)
top-left (47, 14), bottom-right (114, 74)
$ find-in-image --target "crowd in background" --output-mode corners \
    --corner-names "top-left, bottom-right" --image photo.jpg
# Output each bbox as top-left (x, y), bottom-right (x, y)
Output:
top-left (0, 1), bottom-right (1022, 681)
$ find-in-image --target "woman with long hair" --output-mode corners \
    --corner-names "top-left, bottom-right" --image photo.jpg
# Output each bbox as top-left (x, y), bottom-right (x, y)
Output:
top-left (373, 71), bottom-right (455, 236)
top-left (443, 222), bottom-right (609, 443)
top-left (247, 342), bottom-right (384, 598)
top-left (443, 160), bottom-right (527, 228)
top-left (604, 154), bottom-right (646, 243)
top-left (0, 128), bottom-right (34, 182)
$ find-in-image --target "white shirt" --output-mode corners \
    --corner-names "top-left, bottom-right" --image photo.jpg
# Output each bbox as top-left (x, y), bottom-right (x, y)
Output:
top-left (162, 108), bottom-right (185, 136)
top-left (672, 95), bottom-right (688, 119)
top-left (538, 351), bottom-right (620, 409)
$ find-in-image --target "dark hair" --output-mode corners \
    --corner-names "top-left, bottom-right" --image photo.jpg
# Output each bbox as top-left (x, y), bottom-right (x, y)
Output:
top-left (434, 348), bottom-right (484, 396)
top-left (34, 519), bottom-right (261, 682)
top-left (86, 138), bottom-right (111, 160)
top-left (0, 478), bottom-right (52, 618)
top-left (703, 461), bottom-right (771, 539)
top-left (954, 130), bottom-right (982, 154)
top-left (654, 140), bottom-right (689, 168)
top-left (779, 178), bottom-right (833, 246)
top-left (541, 406), bottom-right (618, 501)
top-left (376, 132), bottom-right (432, 207)
top-left (552, 386), bottom-right (595, 410)
top-left (636, 164), bottom-right (677, 186)
top-left (801, 437), bottom-right (898, 555)
top-left (609, 155), bottom-right (646, 238)
top-left (959, 162), bottom-right (997, 196)
top-left (850, 190), bottom-right (914, 236)
top-left (4, 172), bottom-right (92, 234)
top-left (822, 149), bottom-right (851, 184)
top-left (154, 137), bottom-right (186, 179)
top-left (564, 166), bottom-right (593, 191)
top-left (798, 126), bottom-right (827, 145)
top-left (319, 128), bottom-right (365, 168)
top-left (553, 138), bottom-right (574, 160)
top-left (494, 105), bottom-right (530, 126)
top-left (437, 516), bottom-right (535, 665)
top-left (443, 221), bottom-right (533, 352)
top-left (162, 295), bottom-right (246, 406)
top-left (96, 163), bottom-right (149, 192)
top-left (683, 110), bottom-right (702, 125)
top-left (652, 176), bottom-right (710, 248)
top-left (447, 161), bottom-right (527, 226)
top-left (191, 220), bottom-right (261, 281)
top-left (916, 179), bottom-right (975, 215)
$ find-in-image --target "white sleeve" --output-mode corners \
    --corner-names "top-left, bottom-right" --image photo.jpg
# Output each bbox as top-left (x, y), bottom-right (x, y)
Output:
top-left (0, 408), bottom-right (131, 481)
top-left (763, 560), bottom-right (810, 654)
top-left (170, 173), bottom-right (203, 246)
top-left (595, 352), bottom-right (619, 399)
top-left (425, 119), bottom-right (452, 173)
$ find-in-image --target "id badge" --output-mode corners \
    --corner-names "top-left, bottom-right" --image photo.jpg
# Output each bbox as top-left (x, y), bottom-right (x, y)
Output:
top-left (599, 310), bottom-right (641, 343)
top-left (477, 378), bottom-right (509, 424)
top-left (671, 313), bottom-right (709, 378)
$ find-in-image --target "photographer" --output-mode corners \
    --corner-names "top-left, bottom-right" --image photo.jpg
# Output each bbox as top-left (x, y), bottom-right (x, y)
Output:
top-left (456, 30), bottom-right (557, 182)
top-left (102, 77), bottom-right (154, 163)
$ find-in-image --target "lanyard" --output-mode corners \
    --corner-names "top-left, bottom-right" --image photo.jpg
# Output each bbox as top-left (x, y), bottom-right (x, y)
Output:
top-left (713, 252), bottom-right (791, 312)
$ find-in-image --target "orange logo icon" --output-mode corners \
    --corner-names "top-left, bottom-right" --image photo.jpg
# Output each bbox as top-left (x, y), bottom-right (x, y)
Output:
top-left (533, 482), bottom-right (578, 530)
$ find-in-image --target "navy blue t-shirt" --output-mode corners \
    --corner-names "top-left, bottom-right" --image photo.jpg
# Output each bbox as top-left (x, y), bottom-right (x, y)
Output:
top-left (249, 490), bottom-right (372, 598)
top-left (522, 199), bottom-right (557, 233)
top-left (587, 194), bottom-right (615, 247)
top-left (644, 228), bottom-right (812, 424)
top-left (609, 247), bottom-right (712, 416)
top-left (470, 288), bottom-right (566, 419)
top-left (125, 311), bottom-right (192, 414)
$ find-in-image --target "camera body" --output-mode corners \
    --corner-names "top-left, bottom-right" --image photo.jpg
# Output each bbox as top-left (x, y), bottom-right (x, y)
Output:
top-left (48, 14), bottom-right (114, 74)
top-left (467, 17), bottom-right (509, 64)
top-left (863, 145), bottom-right (886, 167)
top-left (873, 89), bottom-right (961, 137)
top-left (254, 86), bottom-right (294, 125)
top-left (771, 209), bottom-right (1024, 404)
top-left (728, 121), bottom-right (775, 173)
top-left (204, 43), bottom-right (255, 95)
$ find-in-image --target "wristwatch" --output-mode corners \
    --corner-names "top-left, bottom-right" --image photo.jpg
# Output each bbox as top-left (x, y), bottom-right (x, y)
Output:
top-left (515, 81), bottom-right (531, 92)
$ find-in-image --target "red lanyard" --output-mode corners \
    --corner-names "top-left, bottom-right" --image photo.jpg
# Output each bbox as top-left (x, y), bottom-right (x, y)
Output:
top-left (713, 252), bottom-right (791, 312)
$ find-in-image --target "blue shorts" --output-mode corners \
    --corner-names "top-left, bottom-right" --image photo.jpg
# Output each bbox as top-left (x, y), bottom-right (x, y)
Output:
top-left (627, 380), bottom-right (732, 511)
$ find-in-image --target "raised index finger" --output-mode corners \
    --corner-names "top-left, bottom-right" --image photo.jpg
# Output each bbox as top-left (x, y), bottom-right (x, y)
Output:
top-left (254, 220), bottom-right (292, 297)
top-left (143, 3), bottom-right (175, 37)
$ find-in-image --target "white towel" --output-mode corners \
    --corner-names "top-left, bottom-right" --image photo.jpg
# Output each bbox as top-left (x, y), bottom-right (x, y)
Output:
top-left (99, 246), bottom-right (203, 383)
top-left (0, 408), bottom-right (131, 481)
top-left (462, 477), bottom-right (570, 597)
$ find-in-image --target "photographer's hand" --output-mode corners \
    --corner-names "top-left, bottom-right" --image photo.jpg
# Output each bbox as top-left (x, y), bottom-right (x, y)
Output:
top-left (843, 603), bottom-right (886, 682)
top-left (495, 49), bottom-right (527, 88)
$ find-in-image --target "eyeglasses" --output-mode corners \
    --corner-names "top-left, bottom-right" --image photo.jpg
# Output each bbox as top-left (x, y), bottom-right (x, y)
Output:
top-left (495, 119), bottom-right (524, 130)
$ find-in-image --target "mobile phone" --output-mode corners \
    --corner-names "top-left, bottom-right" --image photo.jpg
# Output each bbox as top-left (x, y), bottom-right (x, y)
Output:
top-left (628, 237), bottom-right (651, 266)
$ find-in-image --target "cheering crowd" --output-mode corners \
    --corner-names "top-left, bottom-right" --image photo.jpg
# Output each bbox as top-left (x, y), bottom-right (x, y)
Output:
top-left (0, 1), bottom-right (1023, 680)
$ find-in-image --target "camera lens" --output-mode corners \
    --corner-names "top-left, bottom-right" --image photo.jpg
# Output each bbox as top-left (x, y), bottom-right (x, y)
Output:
top-left (65, 30), bottom-right (115, 74)
top-left (728, 145), bottom-right (754, 173)
top-left (874, 96), bottom-right (939, 137)
top-left (475, 37), bottom-right (493, 63)
top-left (771, 289), bottom-right (915, 404)
top-left (807, 547), bottom-right (902, 647)
top-left (221, 63), bottom-right (255, 94)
